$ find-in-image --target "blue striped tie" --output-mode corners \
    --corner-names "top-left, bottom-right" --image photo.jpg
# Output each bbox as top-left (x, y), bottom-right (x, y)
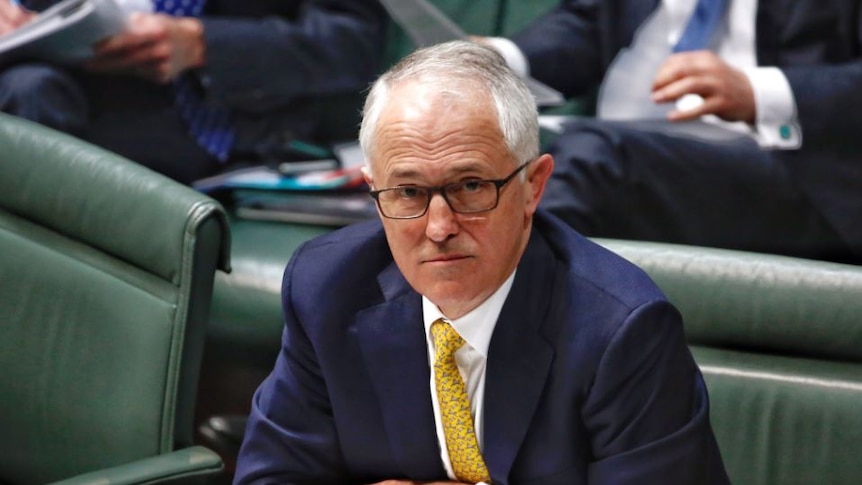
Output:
top-left (153, 0), bottom-right (234, 161)
top-left (672, 0), bottom-right (729, 53)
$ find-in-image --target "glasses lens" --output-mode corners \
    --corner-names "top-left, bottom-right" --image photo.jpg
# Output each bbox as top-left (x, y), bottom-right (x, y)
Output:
top-left (378, 186), bottom-right (430, 218)
top-left (445, 180), bottom-right (498, 213)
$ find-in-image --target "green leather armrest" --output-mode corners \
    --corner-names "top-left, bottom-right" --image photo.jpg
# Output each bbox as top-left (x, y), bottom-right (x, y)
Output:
top-left (209, 218), bottom-right (331, 363)
top-left (595, 238), bottom-right (862, 362)
top-left (47, 447), bottom-right (223, 485)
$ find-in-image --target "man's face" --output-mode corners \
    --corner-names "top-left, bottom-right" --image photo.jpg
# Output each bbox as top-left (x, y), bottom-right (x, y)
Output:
top-left (364, 81), bottom-right (548, 318)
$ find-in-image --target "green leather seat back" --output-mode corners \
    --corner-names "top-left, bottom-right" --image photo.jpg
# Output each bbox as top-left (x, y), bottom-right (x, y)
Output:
top-left (209, 218), bottom-right (329, 364)
top-left (497, 0), bottom-right (560, 35)
top-left (598, 240), bottom-right (862, 361)
top-left (0, 114), bottom-right (229, 485)
top-left (598, 239), bottom-right (862, 485)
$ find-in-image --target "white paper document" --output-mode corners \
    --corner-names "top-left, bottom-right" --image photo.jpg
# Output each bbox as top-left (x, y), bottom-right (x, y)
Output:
top-left (0, 0), bottom-right (126, 65)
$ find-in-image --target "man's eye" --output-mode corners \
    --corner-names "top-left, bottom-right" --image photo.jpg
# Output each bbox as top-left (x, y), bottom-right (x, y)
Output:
top-left (461, 180), bottom-right (486, 192)
top-left (395, 187), bottom-right (423, 199)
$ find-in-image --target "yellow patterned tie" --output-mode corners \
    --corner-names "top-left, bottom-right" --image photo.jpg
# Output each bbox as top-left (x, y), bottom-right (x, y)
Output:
top-left (431, 319), bottom-right (490, 484)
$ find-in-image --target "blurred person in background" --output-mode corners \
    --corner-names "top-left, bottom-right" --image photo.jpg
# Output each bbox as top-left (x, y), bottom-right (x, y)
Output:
top-left (482, 0), bottom-right (862, 263)
top-left (0, 0), bottom-right (387, 184)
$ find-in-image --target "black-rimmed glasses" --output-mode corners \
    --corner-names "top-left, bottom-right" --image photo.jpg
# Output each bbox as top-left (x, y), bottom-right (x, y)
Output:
top-left (369, 161), bottom-right (531, 219)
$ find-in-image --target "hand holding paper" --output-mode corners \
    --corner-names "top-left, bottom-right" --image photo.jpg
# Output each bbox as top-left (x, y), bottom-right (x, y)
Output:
top-left (0, 0), bottom-right (127, 65)
top-left (87, 12), bottom-right (205, 83)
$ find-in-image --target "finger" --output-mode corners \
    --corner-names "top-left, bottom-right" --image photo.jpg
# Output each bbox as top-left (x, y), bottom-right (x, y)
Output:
top-left (0, 2), bottom-right (33, 33)
top-left (667, 97), bottom-right (721, 121)
top-left (93, 32), bottom-right (152, 57)
top-left (652, 53), bottom-right (696, 91)
top-left (652, 75), bottom-right (715, 104)
top-left (652, 50), bottom-right (721, 91)
top-left (89, 39), bottom-right (170, 71)
top-left (93, 13), bottom-right (165, 56)
top-left (0, 1), bottom-right (25, 20)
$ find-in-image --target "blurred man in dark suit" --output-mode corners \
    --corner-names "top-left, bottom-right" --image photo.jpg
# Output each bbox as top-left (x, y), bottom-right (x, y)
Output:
top-left (485, 0), bottom-right (862, 263)
top-left (0, 0), bottom-right (387, 183)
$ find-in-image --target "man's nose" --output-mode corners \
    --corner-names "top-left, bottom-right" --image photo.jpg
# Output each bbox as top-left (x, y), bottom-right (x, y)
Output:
top-left (425, 193), bottom-right (459, 242)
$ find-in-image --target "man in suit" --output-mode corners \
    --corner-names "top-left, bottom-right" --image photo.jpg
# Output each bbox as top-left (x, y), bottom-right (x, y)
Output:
top-left (485, 0), bottom-right (862, 262)
top-left (234, 40), bottom-right (728, 485)
top-left (0, 0), bottom-right (387, 183)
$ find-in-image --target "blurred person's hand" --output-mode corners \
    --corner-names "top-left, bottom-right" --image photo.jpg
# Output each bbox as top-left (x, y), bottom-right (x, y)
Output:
top-left (0, 1), bottom-right (36, 36)
top-left (651, 50), bottom-right (756, 124)
top-left (86, 12), bottom-right (205, 83)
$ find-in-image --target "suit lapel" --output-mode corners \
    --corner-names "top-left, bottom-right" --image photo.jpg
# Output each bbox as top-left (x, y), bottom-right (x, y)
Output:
top-left (355, 263), bottom-right (445, 480)
top-left (483, 231), bottom-right (556, 483)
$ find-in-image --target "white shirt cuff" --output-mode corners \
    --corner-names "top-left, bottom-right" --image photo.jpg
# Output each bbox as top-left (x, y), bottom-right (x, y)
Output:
top-left (484, 37), bottom-right (530, 78)
top-left (744, 66), bottom-right (801, 149)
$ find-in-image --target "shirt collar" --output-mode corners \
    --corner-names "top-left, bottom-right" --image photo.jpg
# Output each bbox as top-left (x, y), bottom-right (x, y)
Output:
top-left (422, 270), bottom-right (517, 358)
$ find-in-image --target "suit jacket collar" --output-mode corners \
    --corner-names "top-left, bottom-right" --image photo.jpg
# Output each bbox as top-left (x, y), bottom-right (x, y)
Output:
top-left (355, 263), bottom-right (444, 480)
top-left (483, 229), bottom-right (556, 483)
top-left (355, 229), bottom-right (556, 483)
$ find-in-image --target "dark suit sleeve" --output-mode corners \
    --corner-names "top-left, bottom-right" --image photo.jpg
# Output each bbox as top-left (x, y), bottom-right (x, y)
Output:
top-left (199, 0), bottom-right (387, 112)
top-left (774, 1), bottom-right (862, 150)
top-left (784, 62), bottom-right (862, 150)
top-left (509, 0), bottom-right (605, 99)
top-left (582, 299), bottom-right (729, 484)
top-left (234, 244), bottom-right (348, 485)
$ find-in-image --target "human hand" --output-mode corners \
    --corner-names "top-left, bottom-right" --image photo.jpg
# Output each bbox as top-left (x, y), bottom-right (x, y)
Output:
top-left (0, 0), bottom-right (35, 36)
top-left (86, 12), bottom-right (205, 83)
top-left (651, 50), bottom-right (755, 124)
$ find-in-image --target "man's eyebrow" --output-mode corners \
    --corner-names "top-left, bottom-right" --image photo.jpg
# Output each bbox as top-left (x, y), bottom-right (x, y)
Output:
top-left (387, 163), bottom-right (486, 182)
top-left (387, 167), bottom-right (423, 180)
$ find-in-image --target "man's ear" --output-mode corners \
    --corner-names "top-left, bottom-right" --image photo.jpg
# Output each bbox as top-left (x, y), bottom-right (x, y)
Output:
top-left (361, 166), bottom-right (374, 188)
top-left (525, 153), bottom-right (554, 214)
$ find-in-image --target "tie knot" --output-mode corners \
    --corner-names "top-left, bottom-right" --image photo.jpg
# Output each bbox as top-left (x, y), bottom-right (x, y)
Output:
top-left (431, 319), bottom-right (464, 360)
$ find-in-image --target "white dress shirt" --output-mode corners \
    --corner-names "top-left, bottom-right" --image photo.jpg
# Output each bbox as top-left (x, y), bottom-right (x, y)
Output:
top-left (422, 270), bottom-right (516, 483)
top-left (488, 0), bottom-right (801, 148)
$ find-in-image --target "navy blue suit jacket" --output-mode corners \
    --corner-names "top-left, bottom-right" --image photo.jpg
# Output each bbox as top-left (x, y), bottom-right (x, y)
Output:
top-left (512, 0), bottom-right (862, 253)
top-left (235, 211), bottom-right (729, 484)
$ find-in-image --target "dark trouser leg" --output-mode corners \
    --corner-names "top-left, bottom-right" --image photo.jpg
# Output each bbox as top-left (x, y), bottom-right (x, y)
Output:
top-left (79, 74), bottom-right (221, 185)
top-left (0, 63), bottom-right (89, 137)
top-left (541, 119), bottom-right (849, 261)
top-left (0, 63), bottom-right (219, 185)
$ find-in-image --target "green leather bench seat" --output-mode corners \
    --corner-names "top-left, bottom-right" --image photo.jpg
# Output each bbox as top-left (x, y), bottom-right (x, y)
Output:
top-left (693, 346), bottom-right (862, 485)
top-left (597, 239), bottom-right (862, 485)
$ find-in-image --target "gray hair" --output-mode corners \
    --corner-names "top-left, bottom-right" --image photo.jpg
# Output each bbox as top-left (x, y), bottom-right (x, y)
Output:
top-left (359, 40), bottom-right (540, 169)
